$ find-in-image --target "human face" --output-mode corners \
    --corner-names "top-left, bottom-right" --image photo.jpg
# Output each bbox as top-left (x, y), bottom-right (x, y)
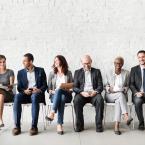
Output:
top-left (23, 57), bottom-right (33, 69)
top-left (0, 58), bottom-right (6, 69)
top-left (82, 58), bottom-right (92, 71)
top-left (137, 52), bottom-right (145, 66)
top-left (54, 57), bottom-right (61, 68)
top-left (114, 59), bottom-right (123, 70)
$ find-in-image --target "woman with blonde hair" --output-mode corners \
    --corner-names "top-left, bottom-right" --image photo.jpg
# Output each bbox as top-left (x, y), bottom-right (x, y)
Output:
top-left (0, 55), bottom-right (15, 127)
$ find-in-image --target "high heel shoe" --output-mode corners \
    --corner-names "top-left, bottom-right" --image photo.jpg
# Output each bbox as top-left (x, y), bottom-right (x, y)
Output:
top-left (45, 116), bottom-right (54, 121)
top-left (114, 129), bottom-right (122, 135)
top-left (126, 117), bottom-right (133, 126)
top-left (0, 123), bottom-right (4, 128)
top-left (57, 130), bottom-right (64, 135)
top-left (57, 125), bottom-right (64, 135)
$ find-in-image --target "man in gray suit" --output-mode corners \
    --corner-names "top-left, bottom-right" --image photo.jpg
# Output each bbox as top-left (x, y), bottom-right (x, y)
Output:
top-left (73, 55), bottom-right (104, 132)
top-left (130, 50), bottom-right (145, 130)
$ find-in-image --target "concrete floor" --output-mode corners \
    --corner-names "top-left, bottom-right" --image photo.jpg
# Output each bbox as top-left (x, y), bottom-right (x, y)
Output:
top-left (0, 122), bottom-right (145, 145)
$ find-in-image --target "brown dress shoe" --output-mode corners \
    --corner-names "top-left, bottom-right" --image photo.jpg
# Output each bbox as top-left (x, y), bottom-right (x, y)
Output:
top-left (12, 128), bottom-right (21, 136)
top-left (29, 127), bottom-right (38, 136)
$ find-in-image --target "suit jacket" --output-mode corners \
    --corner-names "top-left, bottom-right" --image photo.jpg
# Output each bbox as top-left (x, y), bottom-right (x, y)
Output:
top-left (48, 70), bottom-right (73, 91)
top-left (17, 66), bottom-right (47, 104)
top-left (104, 69), bottom-right (130, 100)
top-left (130, 65), bottom-right (143, 100)
top-left (73, 67), bottom-right (103, 94)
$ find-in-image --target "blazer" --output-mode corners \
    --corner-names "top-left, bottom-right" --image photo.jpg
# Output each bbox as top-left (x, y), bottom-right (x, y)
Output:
top-left (48, 70), bottom-right (73, 91)
top-left (130, 65), bottom-right (143, 100)
top-left (104, 69), bottom-right (130, 100)
top-left (73, 67), bottom-right (103, 94)
top-left (17, 66), bottom-right (47, 104)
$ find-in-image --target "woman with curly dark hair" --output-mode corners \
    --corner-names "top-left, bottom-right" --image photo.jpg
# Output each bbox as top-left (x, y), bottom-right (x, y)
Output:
top-left (46, 55), bottom-right (73, 135)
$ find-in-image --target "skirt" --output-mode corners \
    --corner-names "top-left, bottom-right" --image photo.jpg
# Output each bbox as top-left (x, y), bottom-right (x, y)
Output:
top-left (0, 88), bottom-right (14, 103)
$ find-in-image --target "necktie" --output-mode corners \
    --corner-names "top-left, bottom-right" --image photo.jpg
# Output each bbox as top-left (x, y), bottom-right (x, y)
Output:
top-left (143, 69), bottom-right (145, 92)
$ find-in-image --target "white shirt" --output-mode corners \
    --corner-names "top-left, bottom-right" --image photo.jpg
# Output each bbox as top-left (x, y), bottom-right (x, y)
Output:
top-left (84, 70), bottom-right (93, 92)
top-left (140, 65), bottom-right (145, 92)
top-left (113, 73), bottom-right (124, 92)
top-left (56, 74), bottom-right (66, 89)
top-left (27, 68), bottom-right (36, 88)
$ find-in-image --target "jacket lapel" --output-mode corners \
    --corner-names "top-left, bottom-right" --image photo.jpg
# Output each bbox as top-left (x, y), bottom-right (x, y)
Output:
top-left (137, 65), bottom-right (142, 86)
top-left (34, 67), bottom-right (38, 85)
top-left (90, 68), bottom-right (94, 85)
top-left (23, 69), bottom-right (28, 88)
top-left (81, 68), bottom-right (85, 84)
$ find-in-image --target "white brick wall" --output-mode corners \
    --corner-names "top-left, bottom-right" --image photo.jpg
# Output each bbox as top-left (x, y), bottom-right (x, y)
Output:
top-left (0, 0), bottom-right (145, 123)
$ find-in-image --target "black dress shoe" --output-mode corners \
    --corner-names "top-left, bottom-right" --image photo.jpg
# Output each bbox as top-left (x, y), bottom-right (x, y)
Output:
top-left (138, 125), bottom-right (144, 131)
top-left (0, 123), bottom-right (4, 128)
top-left (74, 127), bottom-right (84, 132)
top-left (96, 127), bottom-right (103, 133)
top-left (57, 130), bottom-right (64, 135)
top-left (45, 116), bottom-right (54, 121)
top-left (126, 118), bottom-right (133, 126)
top-left (114, 130), bottom-right (122, 135)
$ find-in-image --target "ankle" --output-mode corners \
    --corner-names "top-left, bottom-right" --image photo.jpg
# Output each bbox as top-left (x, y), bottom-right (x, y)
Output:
top-left (57, 124), bottom-right (63, 131)
top-left (0, 119), bottom-right (3, 124)
top-left (114, 122), bottom-right (119, 129)
top-left (124, 114), bottom-right (129, 121)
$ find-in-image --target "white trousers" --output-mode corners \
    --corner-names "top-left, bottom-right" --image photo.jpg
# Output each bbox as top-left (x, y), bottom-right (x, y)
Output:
top-left (106, 92), bottom-right (128, 122)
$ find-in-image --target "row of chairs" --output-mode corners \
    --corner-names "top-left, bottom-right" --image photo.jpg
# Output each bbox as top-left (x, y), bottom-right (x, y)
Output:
top-left (2, 85), bottom-right (144, 131)
top-left (4, 101), bottom-right (144, 131)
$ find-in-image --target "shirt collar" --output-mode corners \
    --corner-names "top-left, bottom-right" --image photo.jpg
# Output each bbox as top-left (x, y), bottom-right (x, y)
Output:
top-left (26, 66), bottom-right (35, 72)
top-left (140, 65), bottom-right (145, 70)
top-left (113, 69), bottom-right (122, 76)
top-left (83, 68), bottom-right (91, 72)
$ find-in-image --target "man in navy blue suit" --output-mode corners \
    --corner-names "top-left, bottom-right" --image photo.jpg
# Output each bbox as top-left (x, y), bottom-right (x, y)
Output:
top-left (12, 53), bottom-right (47, 136)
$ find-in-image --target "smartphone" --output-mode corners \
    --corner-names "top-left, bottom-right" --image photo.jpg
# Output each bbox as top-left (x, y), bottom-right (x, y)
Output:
top-left (29, 88), bottom-right (33, 91)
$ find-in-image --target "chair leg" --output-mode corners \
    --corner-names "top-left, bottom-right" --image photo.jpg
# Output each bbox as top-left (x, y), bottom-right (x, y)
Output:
top-left (71, 104), bottom-right (75, 130)
top-left (41, 105), bottom-right (46, 130)
top-left (133, 106), bottom-right (136, 129)
top-left (21, 105), bottom-right (25, 125)
top-left (103, 104), bottom-right (107, 127)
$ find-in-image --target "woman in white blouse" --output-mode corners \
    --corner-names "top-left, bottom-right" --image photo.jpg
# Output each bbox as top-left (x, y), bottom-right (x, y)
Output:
top-left (105, 57), bottom-right (133, 135)
top-left (46, 55), bottom-right (73, 135)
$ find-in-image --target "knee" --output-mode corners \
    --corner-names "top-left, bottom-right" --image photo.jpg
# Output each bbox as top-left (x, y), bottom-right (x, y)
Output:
top-left (31, 93), bottom-right (39, 103)
top-left (14, 93), bottom-right (23, 103)
top-left (134, 97), bottom-right (143, 107)
top-left (55, 89), bottom-right (63, 94)
top-left (117, 92), bottom-right (125, 99)
top-left (73, 94), bottom-right (83, 106)
top-left (96, 94), bottom-right (104, 105)
top-left (0, 94), bottom-right (4, 101)
top-left (61, 95), bottom-right (65, 103)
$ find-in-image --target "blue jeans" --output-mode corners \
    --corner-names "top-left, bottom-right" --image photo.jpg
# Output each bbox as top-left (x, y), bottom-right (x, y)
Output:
top-left (51, 89), bottom-right (72, 125)
top-left (13, 93), bottom-right (40, 128)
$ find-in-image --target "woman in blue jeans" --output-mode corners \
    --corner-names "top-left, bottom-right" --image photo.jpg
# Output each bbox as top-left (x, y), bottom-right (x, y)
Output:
top-left (45, 55), bottom-right (73, 135)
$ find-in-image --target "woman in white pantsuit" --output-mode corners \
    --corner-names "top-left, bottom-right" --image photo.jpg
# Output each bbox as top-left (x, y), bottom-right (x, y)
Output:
top-left (105, 57), bottom-right (133, 135)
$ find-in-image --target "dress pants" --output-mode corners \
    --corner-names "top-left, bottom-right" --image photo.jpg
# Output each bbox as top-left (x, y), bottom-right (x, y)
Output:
top-left (133, 95), bottom-right (145, 126)
top-left (106, 92), bottom-right (128, 122)
top-left (73, 94), bottom-right (104, 130)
